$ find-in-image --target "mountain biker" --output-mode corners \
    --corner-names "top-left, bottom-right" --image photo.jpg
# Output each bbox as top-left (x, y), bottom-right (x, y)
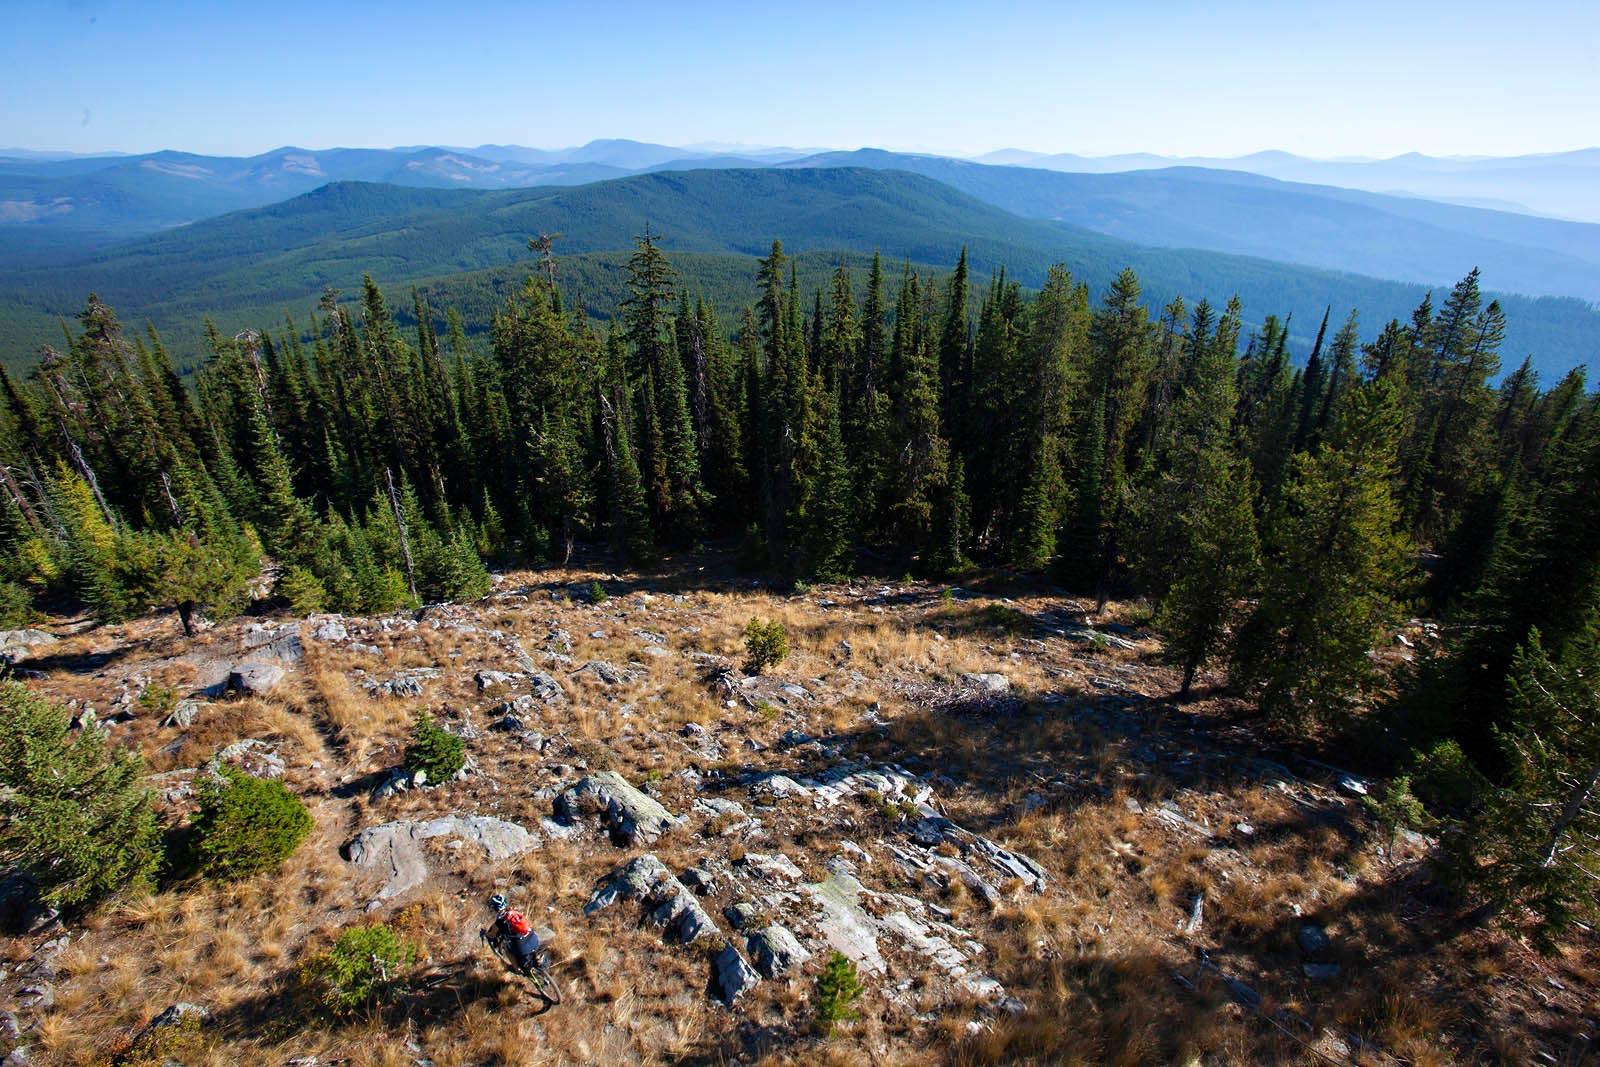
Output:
top-left (486, 892), bottom-right (541, 974)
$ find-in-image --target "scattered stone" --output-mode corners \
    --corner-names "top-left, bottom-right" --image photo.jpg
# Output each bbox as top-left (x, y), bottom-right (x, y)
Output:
top-left (738, 852), bottom-right (804, 882)
top-left (1336, 775), bottom-right (1369, 798)
top-left (746, 924), bottom-right (811, 978)
top-left (528, 672), bottom-right (566, 702)
top-left (0, 876), bottom-right (56, 936)
top-left (242, 624), bottom-right (304, 663)
top-left (724, 901), bottom-right (760, 930)
top-left (308, 618), bottom-right (348, 642)
top-left (146, 1002), bottom-right (209, 1030)
top-left (585, 854), bottom-right (671, 914)
top-left (574, 660), bottom-right (625, 685)
top-left (227, 663), bottom-right (285, 697)
top-left (162, 699), bottom-right (205, 729)
top-left (639, 645), bottom-right (671, 658)
top-left (556, 771), bottom-right (682, 845)
top-left (475, 669), bottom-right (522, 691)
top-left (713, 941), bottom-right (761, 1006)
top-left (961, 672), bottom-right (1011, 693)
top-left (0, 629), bottom-right (58, 656)
top-left (366, 672), bottom-right (428, 698)
top-left (909, 811), bottom-right (1048, 891)
top-left (1297, 923), bottom-right (1332, 956)
top-left (1302, 962), bottom-right (1342, 981)
top-left (801, 871), bottom-right (885, 974)
top-left (344, 816), bottom-right (540, 905)
top-left (208, 738), bottom-right (285, 779)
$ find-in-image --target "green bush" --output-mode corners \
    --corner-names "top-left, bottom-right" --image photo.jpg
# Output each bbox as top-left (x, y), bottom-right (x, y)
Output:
top-left (278, 566), bottom-right (327, 615)
top-left (814, 950), bottom-right (863, 1033)
top-left (402, 710), bottom-right (465, 782)
top-left (113, 1011), bottom-right (208, 1066)
top-left (0, 579), bottom-right (33, 628)
top-left (589, 580), bottom-right (608, 605)
top-left (1409, 739), bottom-right (1487, 814)
top-left (1364, 773), bottom-right (1430, 858)
top-left (136, 683), bottom-right (178, 718)
top-left (297, 923), bottom-right (416, 1016)
top-left (189, 766), bottom-right (312, 881)
top-left (743, 617), bottom-right (789, 674)
top-left (0, 682), bottom-right (162, 908)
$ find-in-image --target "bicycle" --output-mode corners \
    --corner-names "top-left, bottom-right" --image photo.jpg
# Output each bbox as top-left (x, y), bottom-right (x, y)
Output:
top-left (480, 926), bottom-right (563, 1006)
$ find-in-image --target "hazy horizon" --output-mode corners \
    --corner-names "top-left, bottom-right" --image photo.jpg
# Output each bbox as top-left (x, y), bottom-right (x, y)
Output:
top-left (4, 0), bottom-right (1597, 160)
top-left (4, 139), bottom-right (1599, 162)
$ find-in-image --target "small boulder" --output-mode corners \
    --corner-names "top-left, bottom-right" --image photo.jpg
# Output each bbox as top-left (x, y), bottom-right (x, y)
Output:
top-left (713, 941), bottom-right (760, 1006)
top-left (1297, 923), bottom-right (1332, 956)
top-left (227, 663), bottom-right (285, 697)
top-left (556, 771), bottom-right (681, 845)
top-left (309, 618), bottom-right (348, 642)
top-left (475, 669), bottom-right (522, 691)
top-left (961, 672), bottom-right (1011, 693)
top-left (746, 924), bottom-right (811, 978)
top-left (162, 699), bottom-right (205, 729)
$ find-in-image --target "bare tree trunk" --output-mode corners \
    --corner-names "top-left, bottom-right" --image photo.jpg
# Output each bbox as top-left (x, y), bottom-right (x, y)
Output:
top-left (386, 467), bottom-right (419, 602)
top-left (1542, 760), bottom-right (1600, 869)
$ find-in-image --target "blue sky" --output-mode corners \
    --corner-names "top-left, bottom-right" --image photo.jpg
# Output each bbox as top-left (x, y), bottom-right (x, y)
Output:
top-left (3, 0), bottom-right (1597, 158)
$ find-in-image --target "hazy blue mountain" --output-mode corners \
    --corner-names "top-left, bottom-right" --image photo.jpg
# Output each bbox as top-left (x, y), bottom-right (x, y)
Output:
top-left (972, 147), bottom-right (1600, 222)
top-left (0, 146), bottom-right (636, 257)
top-left (782, 150), bottom-right (1600, 300)
top-left (2, 168), bottom-right (1593, 383)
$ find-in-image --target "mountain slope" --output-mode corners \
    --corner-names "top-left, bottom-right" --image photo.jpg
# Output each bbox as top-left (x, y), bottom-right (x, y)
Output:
top-left (3, 168), bottom-right (1595, 381)
top-left (973, 147), bottom-right (1600, 222)
top-left (784, 151), bottom-right (1600, 301)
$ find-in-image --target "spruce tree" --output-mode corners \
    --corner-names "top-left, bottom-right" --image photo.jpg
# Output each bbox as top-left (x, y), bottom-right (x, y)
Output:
top-left (1233, 378), bottom-right (1412, 724)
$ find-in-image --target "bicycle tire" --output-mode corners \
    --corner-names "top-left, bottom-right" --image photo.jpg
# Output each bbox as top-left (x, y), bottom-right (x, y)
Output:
top-left (526, 962), bottom-right (563, 1006)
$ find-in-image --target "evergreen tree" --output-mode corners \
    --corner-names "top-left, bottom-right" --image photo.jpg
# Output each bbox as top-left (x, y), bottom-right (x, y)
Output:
top-left (1233, 379), bottom-right (1412, 723)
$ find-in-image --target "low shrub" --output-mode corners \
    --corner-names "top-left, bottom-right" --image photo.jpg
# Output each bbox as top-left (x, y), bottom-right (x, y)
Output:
top-left (0, 682), bottom-right (161, 908)
top-left (136, 683), bottom-right (178, 718)
top-left (743, 617), bottom-right (789, 674)
top-left (297, 923), bottom-right (417, 1015)
top-left (815, 950), bottom-right (863, 1033)
top-left (402, 710), bottom-right (465, 782)
top-left (189, 767), bottom-right (312, 881)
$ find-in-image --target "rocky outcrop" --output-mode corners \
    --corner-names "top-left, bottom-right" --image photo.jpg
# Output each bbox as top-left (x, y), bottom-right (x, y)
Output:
top-left (586, 854), bottom-right (719, 943)
top-left (800, 871), bottom-right (886, 975)
top-left (227, 663), bottom-right (285, 697)
top-left (345, 815), bottom-right (540, 906)
top-left (713, 941), bottom-right (761, 1006)
top-left (555, 771), bottom-right (682, 845)
top-left (0, 629), bottom-right (57, 662)
top-left (746, 923), bottom-right (811, 978)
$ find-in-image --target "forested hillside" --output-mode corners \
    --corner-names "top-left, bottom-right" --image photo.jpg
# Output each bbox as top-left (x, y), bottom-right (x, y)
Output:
top-left (2, 168), bottom-right (1597, 379)
top-left (785, 150), bottom-right (1600, 300)
top-left (3, 231), bottom-right (1597, 963)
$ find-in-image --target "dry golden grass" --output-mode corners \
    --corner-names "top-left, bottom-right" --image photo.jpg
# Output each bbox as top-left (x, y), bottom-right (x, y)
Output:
top-left (7, 566), bottom-right (1593, 1067)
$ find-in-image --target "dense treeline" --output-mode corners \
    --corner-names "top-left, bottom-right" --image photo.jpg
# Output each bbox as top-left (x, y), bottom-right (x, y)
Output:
top-left (0, 238), bottom-right (1595, 942)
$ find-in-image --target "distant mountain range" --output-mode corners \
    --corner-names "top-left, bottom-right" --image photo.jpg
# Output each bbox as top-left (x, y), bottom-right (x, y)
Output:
top-left (974, 147), bottom-right (1600, 222)
top-left (5, 140), bottom-right (1600, 308)
top-left (2, 167), bottom-right (1595, 385)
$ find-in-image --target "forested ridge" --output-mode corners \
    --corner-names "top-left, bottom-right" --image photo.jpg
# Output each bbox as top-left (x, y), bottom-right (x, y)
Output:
top-left (3, 169), bottom-right (1597, 376)
top-left (2, 232), bottom-right (1598, 946)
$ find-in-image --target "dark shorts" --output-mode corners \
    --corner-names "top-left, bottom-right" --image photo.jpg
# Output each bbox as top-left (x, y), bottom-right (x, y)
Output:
top-left (509, 930), bottom-right (540, 965)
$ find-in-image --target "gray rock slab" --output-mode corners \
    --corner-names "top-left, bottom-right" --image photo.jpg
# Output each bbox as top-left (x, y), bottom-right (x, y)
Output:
top-left (345, 815), bottom-right (539, 904)
top-left (556, 770), bottom-right (681, 845)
